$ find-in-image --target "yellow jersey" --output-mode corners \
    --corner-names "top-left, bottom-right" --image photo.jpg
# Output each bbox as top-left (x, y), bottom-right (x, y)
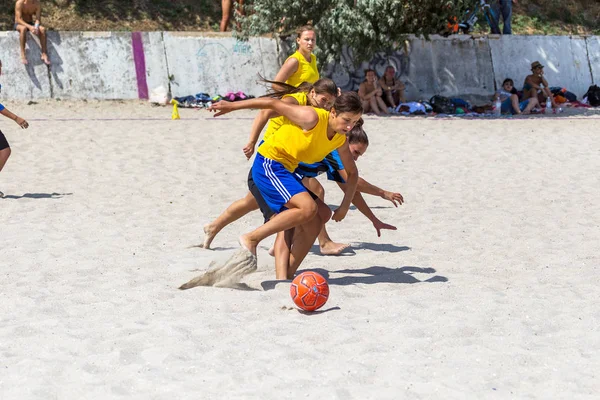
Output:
top-left (258, 108), bottom-right (346, 172)
top-left (285, 51), bottom-right (319, 87)
top-left (262, 92), bottom-right (308, 143)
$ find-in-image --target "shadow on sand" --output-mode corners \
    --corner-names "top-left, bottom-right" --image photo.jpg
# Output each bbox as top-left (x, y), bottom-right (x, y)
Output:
top-left (262, 265), bottom-right (447, 291)
top-left (2, 192), bottom-right (72, 199)
top-left (309, 242), bottom-right (410, 256)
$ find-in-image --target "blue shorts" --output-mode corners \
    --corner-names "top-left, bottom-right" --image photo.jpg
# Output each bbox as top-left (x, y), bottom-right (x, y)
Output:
top-left (501, 98), bottom-right (531, 114)
top-left (251, 153), bottom-right (308, 215)
top-left (295, 150), bottom-right (345, 183)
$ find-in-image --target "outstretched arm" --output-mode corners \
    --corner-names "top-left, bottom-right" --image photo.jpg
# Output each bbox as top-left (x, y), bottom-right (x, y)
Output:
top-left (337, 169), bottom-right (404, 207)
top-left (243, 96), bottom-right (300, 159)
top-left (337, 184), bottom-right (397, 237)
top-left (332, 140), bottom-right (358, 222)
top-left (209, 98), bottom-right (318, 131)
top-left (0, 107), bottom-right (29, 129)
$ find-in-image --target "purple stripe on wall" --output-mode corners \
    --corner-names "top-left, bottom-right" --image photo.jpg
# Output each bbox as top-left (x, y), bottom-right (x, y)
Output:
top-left (131, 32), bottom-right (149, 100)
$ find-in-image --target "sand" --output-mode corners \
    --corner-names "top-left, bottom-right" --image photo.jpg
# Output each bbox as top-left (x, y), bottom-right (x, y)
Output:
top-left (1, 101), bottom-right (599, 399)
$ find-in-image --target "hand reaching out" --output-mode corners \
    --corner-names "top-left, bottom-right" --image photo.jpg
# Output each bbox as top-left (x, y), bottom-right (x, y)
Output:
top-left (332, 206), bottom-right (349, 222)
top-left (208, 100), bottom-right (235, 117)
top-left (372, 219), bottom-right (397, 237)
top-left (382, 190), bottom-right (404, 207)
top-left (15, 117), bottom-right (29, 129)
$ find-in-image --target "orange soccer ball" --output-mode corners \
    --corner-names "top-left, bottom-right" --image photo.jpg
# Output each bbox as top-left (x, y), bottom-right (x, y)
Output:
top-left (290, 271), bottom-right (329, 311)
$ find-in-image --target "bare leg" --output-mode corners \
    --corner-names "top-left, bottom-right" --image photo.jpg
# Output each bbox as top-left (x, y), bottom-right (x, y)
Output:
top-left (287, 213), bottom-right (326, 278)
top-left (240, 192), bottom-right (318, 256)
top-left (17, 26), bottom-right (28, 64)
top-left (522, 97), bottom-right (538, 114)
top-left (302, 177), bottom-right (349, 255)
top-left (361, 100), bottom-right (372, 114)
top-left (396, 90), bottom-right (405, 105)
top-left (38, 26), bottom-right (50, 65)
top-left (0, 148), bottom-right (11, 172)
top-left (220, 0), bottom-right (233, 32)
top-left (384, 91), bottom-right (396, 109)
top-left (522, 88), bottom-right (536, 101)
top-left (201, 191), bottom-right (259, 249)
top-left (376, 96), bottom-right (390, 114)
top-left (368, 97), bottom-right (382, 115)
top-left (236, 0), bottom-right (245, 30)
top-left (0, 147), bottom-right (10, 198)
top-left (274, 228), bottom-right (294, 279)
top-left (510, 94), bottom-right (521, 114)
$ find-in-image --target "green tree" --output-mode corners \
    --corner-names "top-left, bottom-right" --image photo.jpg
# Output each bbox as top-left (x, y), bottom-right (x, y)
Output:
top-left (237, 0), bottom-right (471, 67)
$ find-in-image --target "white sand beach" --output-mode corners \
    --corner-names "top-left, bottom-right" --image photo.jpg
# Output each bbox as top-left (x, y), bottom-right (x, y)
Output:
top-left (1, 101), bottom-right (599, 399)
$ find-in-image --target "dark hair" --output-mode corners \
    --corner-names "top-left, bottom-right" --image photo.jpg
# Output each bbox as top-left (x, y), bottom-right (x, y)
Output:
top-left (260, 77), bottom-right (337, 99)
top-left (502, 78), bottom-right (518, 94)
top-left (296, 25), bottom-right (315, 38)
top-left (347, 118), bottom-right (369, 146)
top-left (332, 91), bottom-right (363, 114)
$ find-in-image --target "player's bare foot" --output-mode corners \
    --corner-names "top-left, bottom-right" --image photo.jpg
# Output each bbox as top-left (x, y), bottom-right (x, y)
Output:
top-left (41, 53), bottom-right (51, 65)
top-left (320, 241), bottom-right (351, 255)
top-left (239, 234), bottom-right (257, 256)
top-left (198, 224), bottom-right (216, 249)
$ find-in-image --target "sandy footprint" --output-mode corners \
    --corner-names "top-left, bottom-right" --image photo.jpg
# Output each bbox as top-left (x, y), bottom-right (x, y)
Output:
top-left (179, 248), bottom-right (257, 290)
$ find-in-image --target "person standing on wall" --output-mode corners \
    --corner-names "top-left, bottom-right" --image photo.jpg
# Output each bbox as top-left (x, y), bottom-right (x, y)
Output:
top-left (493, 0), bottom-right (517, 35)
top-left (15, 0), bottom-right (51, 65)
top-left (220, 0), bottom-right (245, 32)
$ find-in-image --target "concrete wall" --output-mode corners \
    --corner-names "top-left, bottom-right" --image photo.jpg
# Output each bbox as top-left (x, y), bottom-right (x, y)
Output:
top-left (0, 31), bottom-right (280, 101)
top-left (0, 32), bottom-right (598, 102)
top-left (489, 35), bottom-right (592, 98)
top-left (586, 36), bottom-right (600, 85)
top-left (0, 32), bottom-right (51, 99)
top-left (324, 34), bottom-right (597, 102)
top-left (48, 32), bottom-right (140, 100)
top-left (162, 33), bottom-right (280, 98)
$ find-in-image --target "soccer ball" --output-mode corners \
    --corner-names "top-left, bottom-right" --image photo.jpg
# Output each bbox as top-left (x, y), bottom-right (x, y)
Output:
top-left (290, 271), bottom-right (329, 311)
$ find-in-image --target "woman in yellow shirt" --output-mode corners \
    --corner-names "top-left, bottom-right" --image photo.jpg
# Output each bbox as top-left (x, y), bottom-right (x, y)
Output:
top-left (208, 92), bottom-right (363, 279)
top-left (273, 25), bottom-right (319, 88)
top-left (199, 78), bottom-right (338, 251)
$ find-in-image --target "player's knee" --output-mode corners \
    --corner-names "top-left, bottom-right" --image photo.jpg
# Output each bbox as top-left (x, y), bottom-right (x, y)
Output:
top-left (317, 203), bottom-right (332, 223)
top-left (301, 201), bottom-right (318, 220)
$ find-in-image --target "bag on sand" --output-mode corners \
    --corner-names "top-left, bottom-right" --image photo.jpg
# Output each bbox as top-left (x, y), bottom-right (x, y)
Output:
top-left (429, 95), bottom-right (456, 114)
top-left (583, 85), bottom-right (600, 107)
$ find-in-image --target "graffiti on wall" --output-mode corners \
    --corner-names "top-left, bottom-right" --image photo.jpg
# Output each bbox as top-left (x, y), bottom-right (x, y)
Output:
top-left (322, 43), bottom-right (412, 91)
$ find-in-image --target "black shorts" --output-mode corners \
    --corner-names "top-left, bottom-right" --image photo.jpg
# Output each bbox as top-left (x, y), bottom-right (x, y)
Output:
top-left (248, 167), bottom-right (276, 223)
top-left (0, 130), bottom-right (9, 151)
top-left (247, 167), bottom-right (318, 223)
